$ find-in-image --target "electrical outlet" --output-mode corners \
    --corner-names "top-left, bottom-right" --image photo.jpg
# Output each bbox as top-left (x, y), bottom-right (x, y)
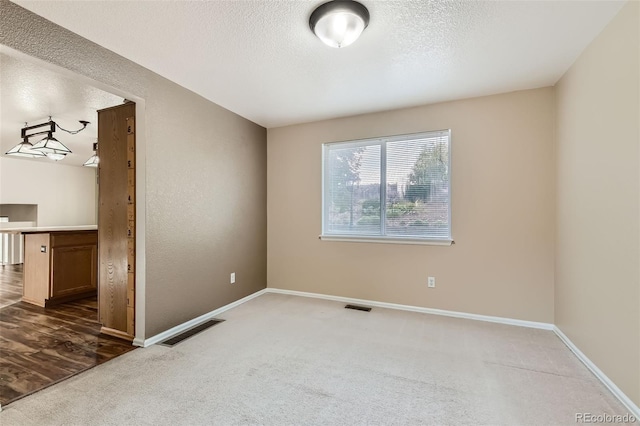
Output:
top-left (230, 272), bottom-right (236, 284)
top-left (427, 276), bottom-right (436, 288)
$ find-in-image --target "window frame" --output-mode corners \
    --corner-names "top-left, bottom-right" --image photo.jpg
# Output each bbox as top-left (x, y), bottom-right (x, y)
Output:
top-left (321, 130), bottom-right (453, 245)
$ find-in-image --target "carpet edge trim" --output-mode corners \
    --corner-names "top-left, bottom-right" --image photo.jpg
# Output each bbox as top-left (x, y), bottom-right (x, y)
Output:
top-left (553, 326), bottom-right (640, 419)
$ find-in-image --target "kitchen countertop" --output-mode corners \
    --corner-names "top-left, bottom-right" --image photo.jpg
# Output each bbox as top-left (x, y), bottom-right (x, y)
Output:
top-left (0, 225), bottom-right (98, 234)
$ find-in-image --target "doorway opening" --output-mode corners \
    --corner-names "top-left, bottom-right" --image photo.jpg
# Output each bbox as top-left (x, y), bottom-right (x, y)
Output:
top-left (0, 46), bottom-right (146, 406)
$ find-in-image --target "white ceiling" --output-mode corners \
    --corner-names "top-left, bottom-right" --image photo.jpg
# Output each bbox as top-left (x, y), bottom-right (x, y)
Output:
top-left (0, 52), bottom-right (123, 166)
top-left (15, 0), bottom-right (627, 128)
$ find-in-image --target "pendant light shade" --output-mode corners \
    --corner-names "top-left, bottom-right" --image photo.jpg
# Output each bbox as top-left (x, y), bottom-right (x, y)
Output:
top-left (310, 0), bottom-right (370, 48)
top-left (83, 141), bottom-right (99, 167)
top-left (11, 119), bottom-right (88, 162)
top-left (31, 132), bottom-right (72, 156)
top-left (5, 138), bottom-right (46, 158)
top-left (83, 154), bottom-right (99, 167)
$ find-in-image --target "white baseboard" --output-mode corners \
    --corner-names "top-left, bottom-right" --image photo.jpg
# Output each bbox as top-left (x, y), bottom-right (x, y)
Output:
top-left (268, 288), bottom-right (638, 416)
top-left (137, 288), bottom-right (267, 347)
top-left (139, 287), bottom-right (552, 348)
top-left (135, 286), bottom-right (638, 419)
top-left (264, 288), bottom-right (555, 330)
top-left (553, 326), bottom-right (640, 419)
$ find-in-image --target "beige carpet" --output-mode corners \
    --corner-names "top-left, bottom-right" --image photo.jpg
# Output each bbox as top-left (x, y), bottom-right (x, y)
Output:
top-left (0, 293), bottom-right (630, 425)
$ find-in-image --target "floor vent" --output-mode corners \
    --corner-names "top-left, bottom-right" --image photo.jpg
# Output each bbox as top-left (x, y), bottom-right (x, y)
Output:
top-left (159, 319), bottom-right (225, 347)
top-left (345, 304), bottom-right (372, 312)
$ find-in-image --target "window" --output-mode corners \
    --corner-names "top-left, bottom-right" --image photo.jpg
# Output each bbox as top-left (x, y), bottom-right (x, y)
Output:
top-left (322, 130), bottom-right (451, 244)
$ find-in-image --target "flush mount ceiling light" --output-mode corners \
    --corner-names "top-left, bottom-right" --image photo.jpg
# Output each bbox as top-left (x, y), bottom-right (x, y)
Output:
top-left (5, 118), bottom-right (90, 162)
top-left (309, 0), bottom-right (370, 48)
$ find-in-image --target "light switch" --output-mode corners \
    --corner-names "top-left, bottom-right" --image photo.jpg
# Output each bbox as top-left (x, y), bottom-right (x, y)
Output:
top-left (40, 245), bottom-right (47, 253)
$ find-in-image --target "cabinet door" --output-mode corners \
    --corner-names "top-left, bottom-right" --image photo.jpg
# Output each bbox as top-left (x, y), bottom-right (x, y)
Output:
top-left (23, 233), bottom-right (51, 306)
top-left (51, 245), bottom-right (97, 298)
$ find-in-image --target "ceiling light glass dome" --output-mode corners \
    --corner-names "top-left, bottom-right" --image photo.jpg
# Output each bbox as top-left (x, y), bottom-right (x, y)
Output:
top-left (310, 1), bottom-right (370, 48)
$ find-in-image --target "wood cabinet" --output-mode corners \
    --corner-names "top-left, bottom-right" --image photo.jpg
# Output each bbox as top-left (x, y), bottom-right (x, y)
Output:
top-left (22, 230), bottom-right (97, 307)
top-left (98, 102), bottom-right (136, 341)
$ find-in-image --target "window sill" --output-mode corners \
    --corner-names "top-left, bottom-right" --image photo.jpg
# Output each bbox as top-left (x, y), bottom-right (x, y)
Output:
top-left (319, 235), bottom-right (454, 246)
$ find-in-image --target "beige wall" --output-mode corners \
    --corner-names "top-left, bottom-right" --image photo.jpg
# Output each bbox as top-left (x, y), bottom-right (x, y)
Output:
top-left (555, 1), bottom-right (640, 406)
top-left (268, 88), bottom-right (555, 323)
top-left (3, 2), bottom-right (636, 407)
top-left (0, 157), bottom-right (97, 226)
top-left (0, 1), bottom-right (267, 337)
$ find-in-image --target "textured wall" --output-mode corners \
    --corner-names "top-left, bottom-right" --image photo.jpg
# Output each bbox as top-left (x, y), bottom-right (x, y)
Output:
top-left (268, 88), bottom-right (555, 323)
top-left (0, 157), bottom-right (97, 226)
top-left (555, 2), bottom-right (640, 406)
top-left (0, 0), bottom-right (267, 337)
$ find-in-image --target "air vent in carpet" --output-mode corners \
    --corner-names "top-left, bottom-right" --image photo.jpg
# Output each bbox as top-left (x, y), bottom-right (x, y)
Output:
top-left (345, 304), bottom-right (372, 312)
top-left (159, 319), bottom-right (225, 347)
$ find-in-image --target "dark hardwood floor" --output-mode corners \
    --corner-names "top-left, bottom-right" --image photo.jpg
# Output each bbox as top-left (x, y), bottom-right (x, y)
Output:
top-left (0, 264), bottom-right (23, 308)
top-left (0, 265), bottom-right (136, 406)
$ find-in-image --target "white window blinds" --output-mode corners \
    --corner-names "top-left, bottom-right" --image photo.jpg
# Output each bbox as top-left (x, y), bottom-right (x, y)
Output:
top-left (322, 130), bottom-right (451, 241)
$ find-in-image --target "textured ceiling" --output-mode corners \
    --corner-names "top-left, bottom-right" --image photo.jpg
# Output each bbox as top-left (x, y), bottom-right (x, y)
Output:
top-left (15, 0), bottom-right (627, 128)
top-left (0, 52), bottom-right (123, 166)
